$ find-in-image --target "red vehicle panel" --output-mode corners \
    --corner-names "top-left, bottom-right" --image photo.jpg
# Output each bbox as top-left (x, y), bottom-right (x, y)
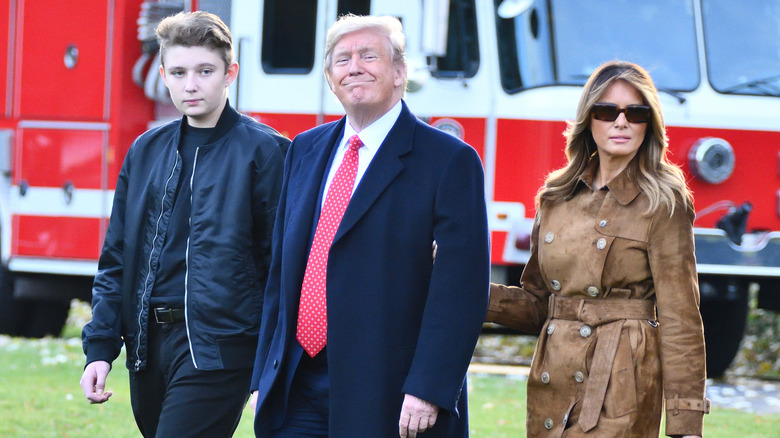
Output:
top-left (0, 0), bottom-right (10, 117)
top-left (17, 127), bottom-right (103, 189)
top-left (16, 0), bottom-right (108, 120)
top-left (667, 126), bottom-right (780, 230)
top-left (13, 215), bottom-right (101, 259)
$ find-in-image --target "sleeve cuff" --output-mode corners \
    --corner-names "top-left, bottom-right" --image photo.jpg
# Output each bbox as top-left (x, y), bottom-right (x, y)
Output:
top-left (664, 397), bottom-right (710, 436)
top-left (84, 338), bottom-right (121, 367)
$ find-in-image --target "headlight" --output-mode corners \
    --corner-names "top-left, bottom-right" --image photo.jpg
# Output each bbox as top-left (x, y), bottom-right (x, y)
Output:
top-left (688, 137), bottom-right (735, 184)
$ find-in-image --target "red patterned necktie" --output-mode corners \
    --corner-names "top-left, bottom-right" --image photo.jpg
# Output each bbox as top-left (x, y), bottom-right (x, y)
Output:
top-left (296, 134), bottom-right (363, 357)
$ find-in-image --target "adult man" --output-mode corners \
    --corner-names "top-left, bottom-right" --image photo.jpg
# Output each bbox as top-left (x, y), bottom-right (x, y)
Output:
top-left (80, 11), bottom-right (288, 437)
top-left (250, 14), bottom-right (489, 438)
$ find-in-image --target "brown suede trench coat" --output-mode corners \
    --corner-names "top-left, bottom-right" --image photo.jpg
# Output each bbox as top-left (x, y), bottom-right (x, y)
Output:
top-left (487, 161), bottom-right (709, 437)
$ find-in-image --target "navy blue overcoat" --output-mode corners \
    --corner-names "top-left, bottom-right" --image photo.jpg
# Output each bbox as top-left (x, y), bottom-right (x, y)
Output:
top-left (251, 101), bottom-right (490, 437)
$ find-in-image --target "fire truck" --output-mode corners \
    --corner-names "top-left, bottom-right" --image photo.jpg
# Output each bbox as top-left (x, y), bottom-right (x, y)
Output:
top-left (1, 0), bottom-right (778, 377)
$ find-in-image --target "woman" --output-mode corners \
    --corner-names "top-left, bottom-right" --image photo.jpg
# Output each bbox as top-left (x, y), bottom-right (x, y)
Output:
top-left (487, 60), bottom-right (709, 437)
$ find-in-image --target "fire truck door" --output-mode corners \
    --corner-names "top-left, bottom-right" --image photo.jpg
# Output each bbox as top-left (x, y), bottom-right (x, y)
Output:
top-left (11, 0), bottom-right (111, 263)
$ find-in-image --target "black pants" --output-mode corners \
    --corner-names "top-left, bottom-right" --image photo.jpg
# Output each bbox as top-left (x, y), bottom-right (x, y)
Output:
top-left (129, 319), bottom-right (252, 438)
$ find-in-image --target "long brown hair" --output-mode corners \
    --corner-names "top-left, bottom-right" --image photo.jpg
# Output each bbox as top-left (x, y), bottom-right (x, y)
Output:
top-left (537, 60), bottom-right (693, 215)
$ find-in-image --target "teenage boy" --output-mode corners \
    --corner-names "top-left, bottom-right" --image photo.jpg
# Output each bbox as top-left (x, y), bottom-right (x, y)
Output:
top-left (80, 11), bottom-right (289, 437)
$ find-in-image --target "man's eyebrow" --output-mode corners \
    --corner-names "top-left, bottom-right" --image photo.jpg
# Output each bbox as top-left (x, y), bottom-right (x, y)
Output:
top-left (333, 45), bottom-right (379, 58)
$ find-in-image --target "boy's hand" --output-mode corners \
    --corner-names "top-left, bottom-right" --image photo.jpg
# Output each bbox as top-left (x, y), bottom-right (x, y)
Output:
top-left (80, 360), bottom-right (113, 404)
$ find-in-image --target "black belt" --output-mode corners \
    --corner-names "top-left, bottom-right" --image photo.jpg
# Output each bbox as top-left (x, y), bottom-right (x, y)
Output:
top-left (153, 307), bottom-right (185, 324)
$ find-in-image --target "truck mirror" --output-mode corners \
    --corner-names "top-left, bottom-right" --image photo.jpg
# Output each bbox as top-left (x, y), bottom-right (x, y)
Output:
top-left (406, 57), bottom-right (430, 93)
top-left (497, 0), bottom-right (534, 19)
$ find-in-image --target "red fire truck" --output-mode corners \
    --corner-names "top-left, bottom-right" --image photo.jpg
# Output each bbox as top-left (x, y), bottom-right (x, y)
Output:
top-left (1, 0), bottom-right (778, 377)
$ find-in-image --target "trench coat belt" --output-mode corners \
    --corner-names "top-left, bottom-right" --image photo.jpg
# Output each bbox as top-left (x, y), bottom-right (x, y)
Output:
top-left (547, 295), bottom-right (656, 432)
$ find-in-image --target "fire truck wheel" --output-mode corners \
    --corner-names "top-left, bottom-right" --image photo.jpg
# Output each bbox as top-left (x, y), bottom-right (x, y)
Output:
top-left (0, 267), bottom-right (24, 336)
top-left (18, 300), bottom-right (70, 338)
top-left (0, 267), bottom-right (70, 338)
top-left (699, 277), bottom-right (749, 379)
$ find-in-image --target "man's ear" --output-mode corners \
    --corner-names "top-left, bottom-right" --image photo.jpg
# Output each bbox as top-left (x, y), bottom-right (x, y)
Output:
top-left (225, 62), bottom-right (239, 87)
top-left (394, 64), bottom-right (407, 88)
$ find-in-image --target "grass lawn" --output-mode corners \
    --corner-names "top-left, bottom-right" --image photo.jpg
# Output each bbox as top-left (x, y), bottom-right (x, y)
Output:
top-left (1, 333), bottom-right (778, 437)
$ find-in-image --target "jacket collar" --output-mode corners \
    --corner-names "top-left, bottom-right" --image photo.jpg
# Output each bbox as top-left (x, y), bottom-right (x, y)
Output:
top-left (179, 99), bottom-right (240, 145)
top-left (569, 156), bottom-right (641, 205)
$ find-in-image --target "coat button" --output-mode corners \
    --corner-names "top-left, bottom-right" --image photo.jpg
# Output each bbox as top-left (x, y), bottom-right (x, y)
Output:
top-left (587, 286), bottom-right (600, 297)
top-left (599, 220), bottom-right (608, 228)
top-left (574, 371), bottom-right (585, 383)
top-left (547, 322), bottom-right (556, 335)
top-left (544, 418), bottom-right (554, 430)
top-left (544, 232), bottom-right (555, 243)
top-left (580, 325), bottom-right (592, 338)
top-left (273, 359), bottom-right (278, 369)
top-left (541, 372), bottom-right (550, 384)
top-left (596, 238), bottom-right (607, 249)
top-left (550, 280), bottom-right (561, 290)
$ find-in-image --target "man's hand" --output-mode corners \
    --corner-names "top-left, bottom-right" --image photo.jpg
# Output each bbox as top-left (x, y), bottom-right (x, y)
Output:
top-left (399, 394), bottom-right (439, 438)
top-left (80, 360), bottom-right (113, 404)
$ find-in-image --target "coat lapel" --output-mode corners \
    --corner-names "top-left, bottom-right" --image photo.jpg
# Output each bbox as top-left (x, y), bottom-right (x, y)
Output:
top-left (286, 119), bottom-right (346, 284)
top-left (333, 102), bottom-right (416, 243)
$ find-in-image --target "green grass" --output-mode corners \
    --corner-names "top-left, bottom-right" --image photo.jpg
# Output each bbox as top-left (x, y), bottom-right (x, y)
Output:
top-left (2, 339), bottom-right (779, 438)
top-left (2, 320), bottom-right (779, 437)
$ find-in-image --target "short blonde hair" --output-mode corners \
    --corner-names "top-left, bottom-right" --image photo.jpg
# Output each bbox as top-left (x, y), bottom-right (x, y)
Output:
top-left (323, 14), bottom-right (407, 89)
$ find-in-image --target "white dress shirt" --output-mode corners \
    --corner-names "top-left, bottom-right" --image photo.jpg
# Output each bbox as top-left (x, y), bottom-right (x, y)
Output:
top-left (321, 100), bottom-right (403, 207)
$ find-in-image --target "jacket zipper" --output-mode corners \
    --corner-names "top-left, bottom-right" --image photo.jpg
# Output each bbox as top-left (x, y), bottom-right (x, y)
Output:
top-left (135, 152), bottom-right (180, 370)
top-left (184, 147), bottom-right (200, 369)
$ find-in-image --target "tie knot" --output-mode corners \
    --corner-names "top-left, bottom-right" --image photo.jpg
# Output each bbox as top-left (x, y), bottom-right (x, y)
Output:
top-left (348, 135), bottom-right (363, 151)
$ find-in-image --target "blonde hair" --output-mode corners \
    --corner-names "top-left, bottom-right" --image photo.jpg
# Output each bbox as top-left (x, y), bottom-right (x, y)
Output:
top-left (323, 14), bottom-right (407, 90)
top-left (538, 60), bottom-right (693, 215)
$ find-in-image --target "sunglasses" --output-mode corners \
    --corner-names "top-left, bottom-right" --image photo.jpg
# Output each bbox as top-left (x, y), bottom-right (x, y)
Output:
top-left (591, 103), bottom-right (652, 123)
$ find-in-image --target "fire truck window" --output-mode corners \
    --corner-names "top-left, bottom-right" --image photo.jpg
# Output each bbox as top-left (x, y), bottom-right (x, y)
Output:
top-left (496, 0), bottom-right (700, 94)
top-left (337, 0), bottom-right (370, 16)
top-left (702, 0), bottom-right (780, 96)
top-left (432, 0), bottom-right (479, 78)
top-left (494, 0), bottom-right (553, 93)
top-left (262, 0), bottom-right (317, 74)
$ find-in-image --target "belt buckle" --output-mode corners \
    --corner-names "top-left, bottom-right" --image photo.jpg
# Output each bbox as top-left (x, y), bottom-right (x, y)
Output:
top-left (154, 307), bottom-right (174, 324)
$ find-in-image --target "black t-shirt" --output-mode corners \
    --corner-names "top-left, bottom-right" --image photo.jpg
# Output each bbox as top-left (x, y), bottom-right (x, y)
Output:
top-left (150, 124), bottom-right (214, 308)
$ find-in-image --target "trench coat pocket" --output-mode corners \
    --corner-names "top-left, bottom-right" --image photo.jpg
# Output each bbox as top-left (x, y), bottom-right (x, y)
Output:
top-left (603, 333), bottom-right (638, 418)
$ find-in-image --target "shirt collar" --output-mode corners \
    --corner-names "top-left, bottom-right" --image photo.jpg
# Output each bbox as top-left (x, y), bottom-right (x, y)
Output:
top-left (569, 156), bottom-right (641, 205)
top-left (343, 100), bottom-right (403, 153)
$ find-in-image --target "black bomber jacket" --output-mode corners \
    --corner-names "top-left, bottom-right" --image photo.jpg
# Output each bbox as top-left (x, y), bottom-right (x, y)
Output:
top-left (82, 103), bottom-right (289, 371)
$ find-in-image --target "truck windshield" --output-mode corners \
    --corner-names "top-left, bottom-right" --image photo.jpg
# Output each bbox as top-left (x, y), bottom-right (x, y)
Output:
top-left (702, 0), bottom-right (780, 96)
top-left (496, 0), bottom-right (699, 93)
